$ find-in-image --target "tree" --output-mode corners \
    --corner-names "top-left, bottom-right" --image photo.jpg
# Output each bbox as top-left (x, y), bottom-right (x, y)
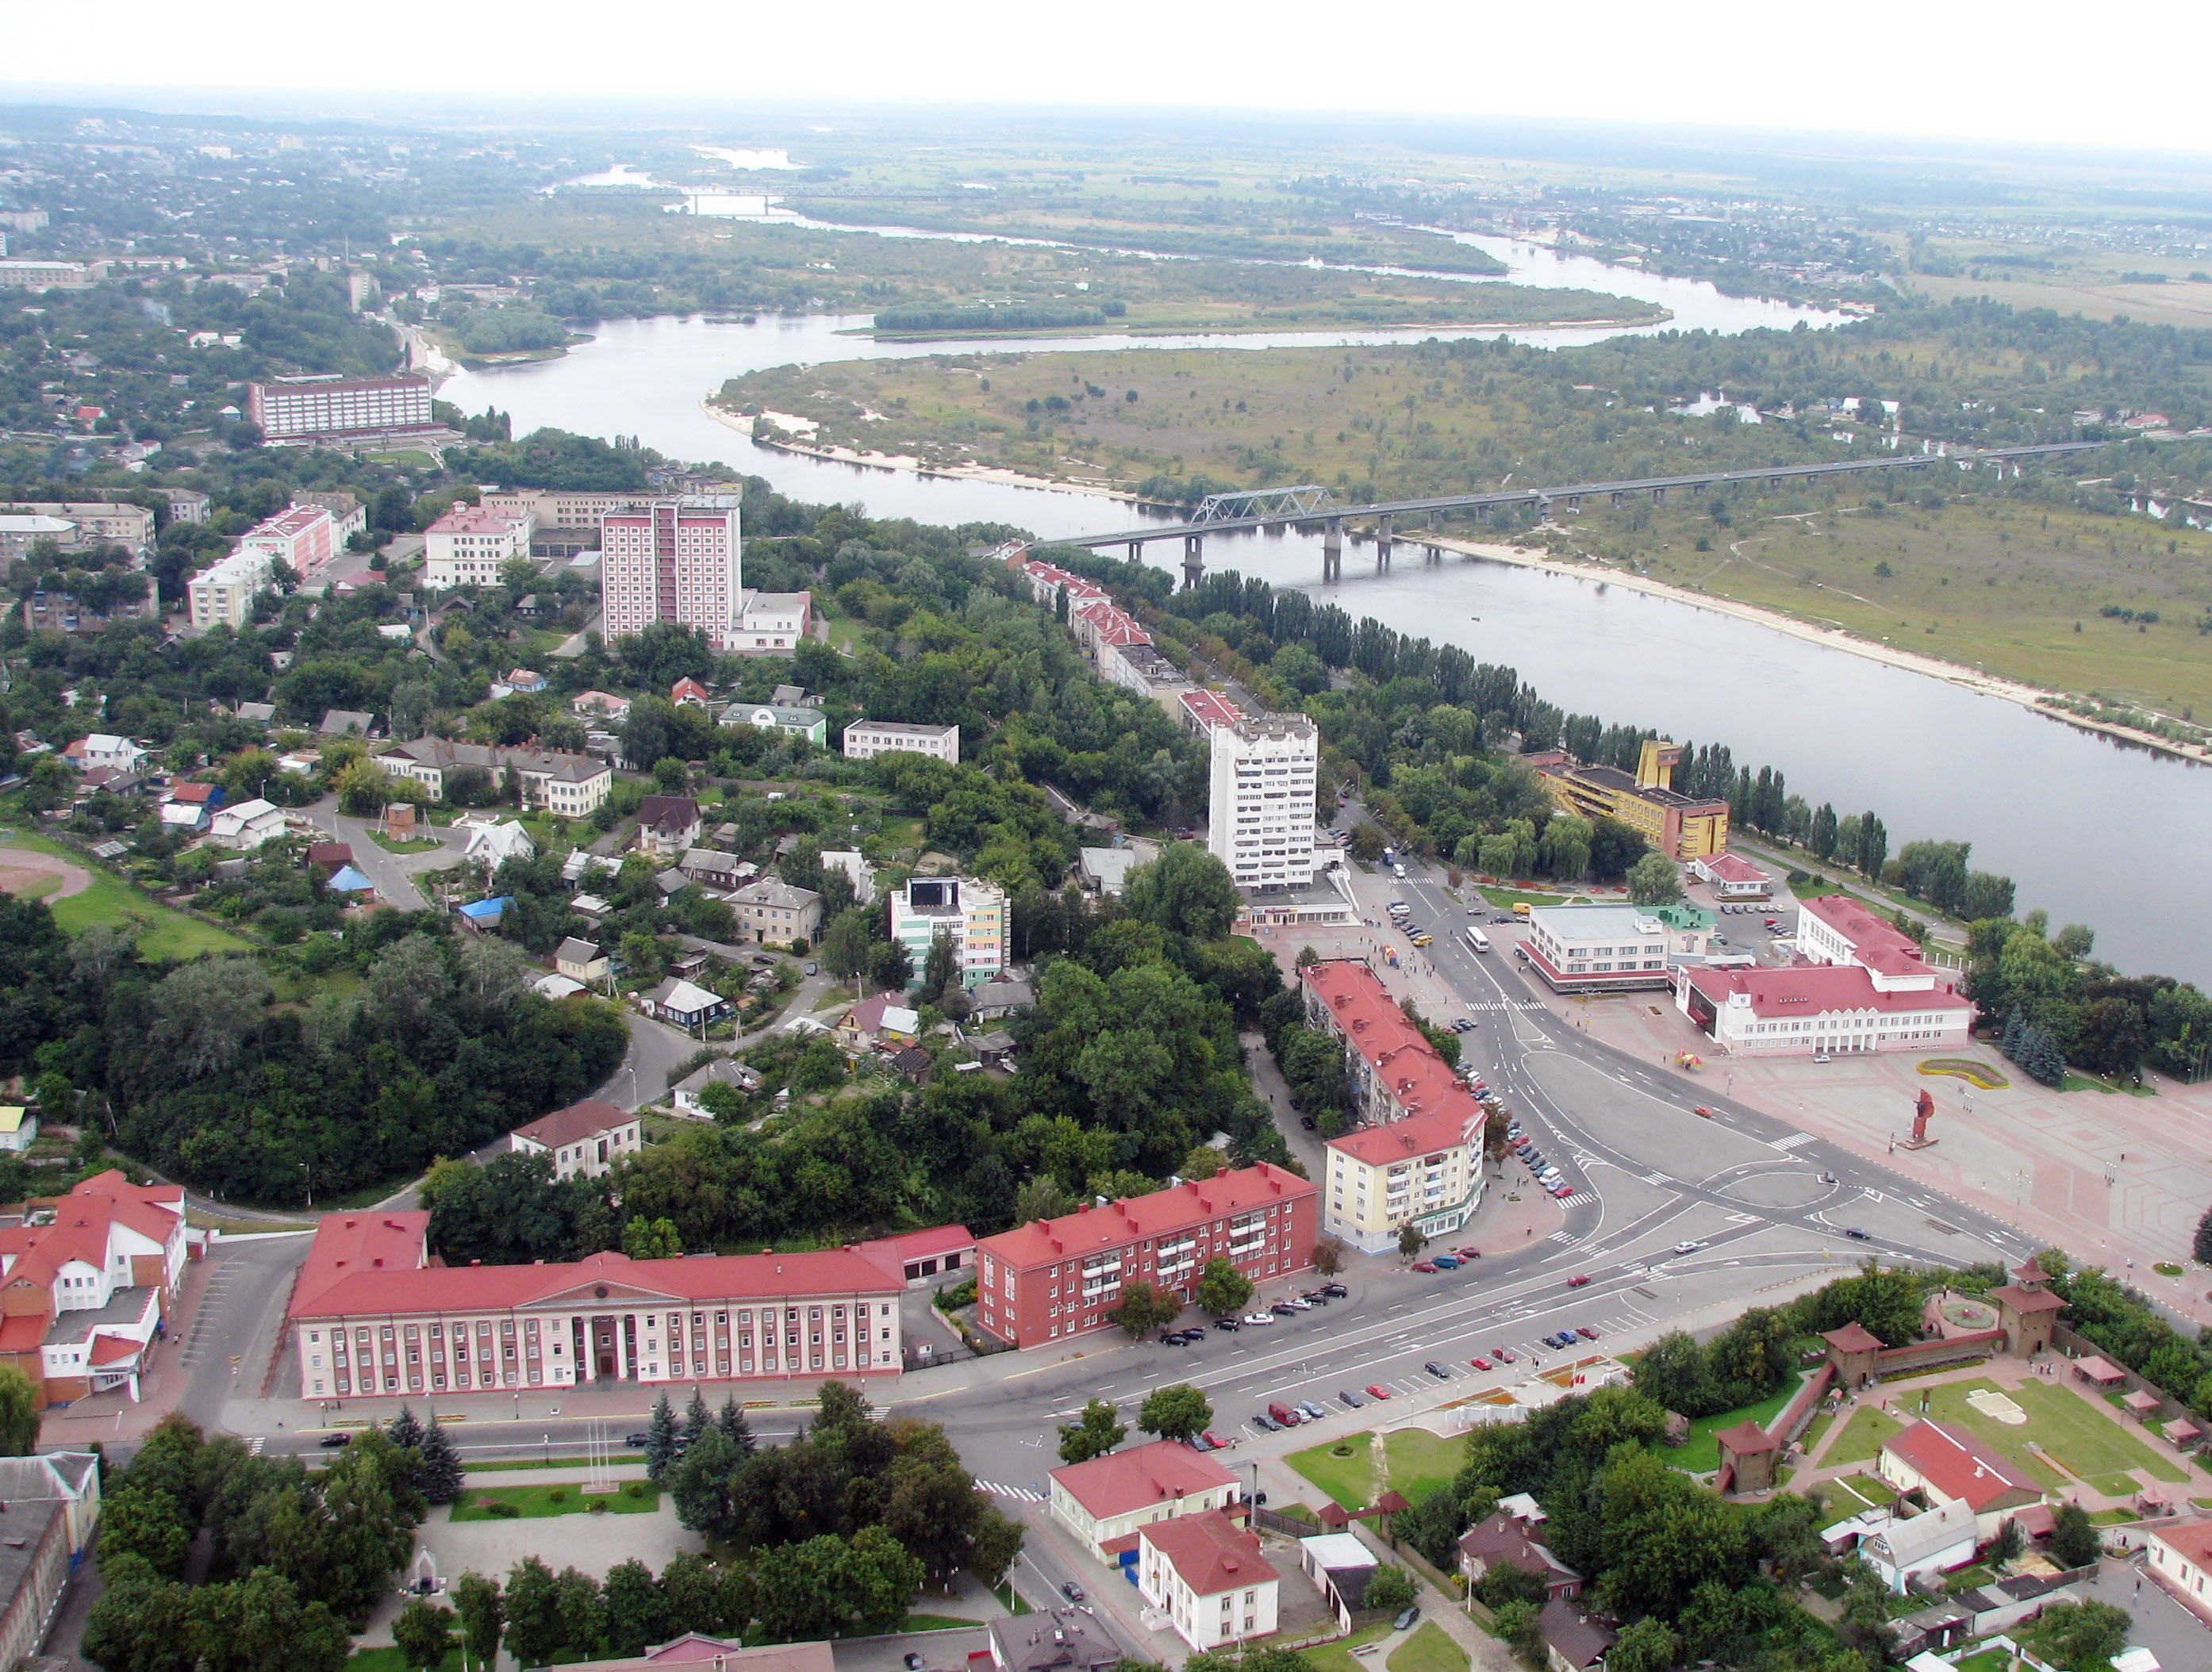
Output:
top-left (645, 1392), bottom-right (681, 1484)
top-left (2049, 1501), bottom-right (2103, 1569)
top-left (2196, 1205), bottom-right (2212, 1267)
top-left (1492, 1599), bottom-right (1541, 1659)
top-left (387, 1405), bottom-right (425, 1455)
top-left (623, 1215), bottom-right (683, 1259)
top-left (416, 1417), bottom-right (465, 1505)
top-left (1607, 1617), bottom-right (1682, 1672)
top-left (1312, 1237), bottom-right (1346, 1277)
top-left (1124, 846), bottom-right (1242, 941)
top-left (1396, 1222), bottom-right (1427, 1261)
top-left (1363, 1565), bottom-right (1415, 1613)
top-left (502, 1558), bottom-right (563, 1670)
top-left (2026, 1600), bottom-right (2131, 1670)
top-left (1626, 852), bottom-right (1682, 907)
top-left (601, 1559), bottom-right (670, 1659)
top-left (394, 1600), bottom-right (457, 1672)
top-left (666, 1423), bottom-right (744, 1545)
top-left (716, 1395), bottom-right (758, 1455)
top-left (0, 1365), bottom-right (37, 1455)
top-left (1194, 1256), bottom-right (1254, 1318)
top-left (1108, 1278), bottom-right (1182, 1340)
top-left (1137, 1383), bottom-right (1212, 1442)
top-left (1991, 1515), bottom-right (2025, 1566)
top-left (98, 1484), bottom-right (192, 1577)
top-left (552, 1566), bottom-right (606, 1663)
top-left (866, 938), bottom-right (913, 993)
top-left (1058, 1399), bottom-right (1128, 1465)
top-left (682, 1387), bottom-right (712, 1455)
top-left (453, 1571), bottom-right (503, 1672)
top-left (820, 907), bottom-right (877, 982)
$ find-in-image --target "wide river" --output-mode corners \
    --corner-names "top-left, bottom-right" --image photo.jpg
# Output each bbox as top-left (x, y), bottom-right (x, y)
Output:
top-left (440, 236), bottom-right (2212, 984)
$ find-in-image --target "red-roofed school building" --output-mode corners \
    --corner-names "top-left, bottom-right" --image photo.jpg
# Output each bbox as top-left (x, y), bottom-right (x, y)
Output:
top-left (973, 1164), bottom-right (1317, 1349)
top-left (286, 1211), bottom-right (924, 1402)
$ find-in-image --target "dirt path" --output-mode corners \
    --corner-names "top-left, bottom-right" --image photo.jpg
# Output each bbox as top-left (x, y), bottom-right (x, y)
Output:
top-left (0, 846), bottom-right (92, 902)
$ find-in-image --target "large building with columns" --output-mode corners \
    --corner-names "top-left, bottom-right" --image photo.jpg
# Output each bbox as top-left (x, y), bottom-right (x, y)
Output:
top-left (286, 1211), bottom-right (909, 1402)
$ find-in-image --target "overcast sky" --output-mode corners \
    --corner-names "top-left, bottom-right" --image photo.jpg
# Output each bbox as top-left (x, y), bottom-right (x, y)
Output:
top-left (9, 0), bottom-right (2211, 159)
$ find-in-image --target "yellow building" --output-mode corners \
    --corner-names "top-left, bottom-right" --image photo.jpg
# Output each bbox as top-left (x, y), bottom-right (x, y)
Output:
top-left (1536, 739), bottom-right (1729, 861)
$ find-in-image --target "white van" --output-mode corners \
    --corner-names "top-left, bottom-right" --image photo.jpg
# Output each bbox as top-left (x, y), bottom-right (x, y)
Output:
top-left (1392, 864), bottom-right (1407, 880)
top-left (1465, 926), bottom-right (1491, 954)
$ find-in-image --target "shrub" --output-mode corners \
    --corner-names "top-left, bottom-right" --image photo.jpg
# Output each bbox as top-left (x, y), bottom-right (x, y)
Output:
top-left (547, 1488), bottom-right (566, 1504)
top-left (624, 1480), bottom-right (645, 1498)
top-left (486, 1499), bottom-right (521, 1518)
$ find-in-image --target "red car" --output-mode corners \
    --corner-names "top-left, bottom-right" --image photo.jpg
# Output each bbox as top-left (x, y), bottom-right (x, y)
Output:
top-left (1454, 1247), bottom-right (1482, 1259)
top-left (1576, 1326), bottom-right (1599, 1340)
top-left (1567, 1274), bottom-right (1591, 1287)
top-left (1365, 1384), bottom-right (1392, 1400)
top-left (1469, 1356), bottom-right (1492, 1371)
top-left (1411, 1260), bottom-right (1439, 1273)
top-left (1492, 1346), bottom-right (1517, 1363)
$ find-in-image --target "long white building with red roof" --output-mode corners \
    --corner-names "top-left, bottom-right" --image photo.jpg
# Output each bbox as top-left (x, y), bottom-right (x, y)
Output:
top-left (972, 1164), bottom-right (1317, 1350)
top-left (286, 1210), bottom-right (917, 1402)
top-left (0, 1171), bottom-right (198, 1407)
top-left (1676, 892), bottom-right (1974, 1058)
top-left (1303, 960), bottom-right (1489, 1250)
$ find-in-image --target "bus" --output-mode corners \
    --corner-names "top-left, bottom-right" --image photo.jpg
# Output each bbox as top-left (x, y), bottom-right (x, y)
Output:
top-left (1465, 926), bottom-right (1491, 954)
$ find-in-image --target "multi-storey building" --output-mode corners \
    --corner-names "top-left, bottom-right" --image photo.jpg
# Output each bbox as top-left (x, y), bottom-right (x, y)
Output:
top-left (1523, 903), bottom-right (1674, 994)
top-left (1534, 739), bottom-right (1729, 861)
top-left (1207, 713), bottom-right (1319, 892)
top-left (0, 260), bottom-right (98, 290)
top-left (842, 720), bottom-right (960, 764)
top-left (1139, 1511), bottom-right (1281, 1651)
top-left (187, 547), bottom-right (276, 630)
top-left (889, 876), bottom-right (1007, 989)
top-left (422, 505), bottom-right (534, 589)
top-left (733, 590), bottom-right (812, 653)
top-left (378, 738), bottom-right (612, 817)
top-left (0, 500), bottom-right (156, 554)
top-left (287, 1210), bottom-right (912, 1401)
top-left (1178, 689), bottom-right (1246, 738)
top-left (972, 1164), bottom-right (1318, 1349)
top-left (248, 373), bottom-right (436, 444)
top-left (236, 504), bottom-right (336, 579)
top-left (600, 496), bottom-right (744, 649)
top-left (730, 877), bottom-right (823, 947)
top-left (508, 1099), bottom-right (642, 1183)
top-left (1302, 961), bottom-right (1488, 1251)
top-left (1049, 1439), bottom-right (1242, 1559)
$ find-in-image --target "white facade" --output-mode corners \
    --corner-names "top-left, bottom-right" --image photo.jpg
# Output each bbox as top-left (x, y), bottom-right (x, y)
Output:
top-left (1527, 904), bottom-right (1670, 980)
top-left (1136, 1513), bottom-right (1281, 1651)
top-left (0, 259), bottom-right (97, 290)
top-left (1207, 714), bottom-right (1319, 891)
top-left (249, 374), bottom-right (435, 442)
top-left (600, 497), bottom-right (743, 649)
top-left (422, 506), bottom-right (534, 589)
top-left (843, 720), bottom-right (960, 764)
top-left (1046, 1440), bottom-right (1242, 1559)
top-left (187, 546), bottom-right (276, 629)
top-left (70, 734), bottom-right (148, 773)
top-left (208, 798), bottom-right (286, 849)
top-left (891, 876), bottom-right (1007, 988)
top-left (733, 589), bottom-right (811, 651)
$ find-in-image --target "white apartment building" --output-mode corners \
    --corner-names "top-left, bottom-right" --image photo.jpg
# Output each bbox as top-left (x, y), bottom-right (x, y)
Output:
top-left (890, 876), bottom-right (1007, 989)
top-left (248, 374), bottom-right (436, 443)
top-left (0, 260), bottom-right (98, 290)
top-left (422, 505), bottom-right (535, 589)
top-left (478, 489), bottom-right (648, 531)
top-left (843, 720), bottom-right (960, 764)
top-left (1137, 1512), bottom-right (1281, 1652)
top-left (1207, 713), bottom-right (1319, 891)
top-left (0, 500), bottom-right (156, 554)
top-left (600, 496), bottom-right (744, 649)
top-left (187, 547), bottom-right (276, 630)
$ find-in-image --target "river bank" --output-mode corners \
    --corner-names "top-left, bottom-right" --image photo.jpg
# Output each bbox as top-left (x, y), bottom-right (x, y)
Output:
top-left (842, 308), bottom-right (1672, 343)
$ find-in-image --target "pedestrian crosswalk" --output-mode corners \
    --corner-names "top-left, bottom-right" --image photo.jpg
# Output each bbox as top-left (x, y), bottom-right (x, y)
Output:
top-left (246, 1436), bottom-right (265, 1455)
top-left (1771, 1132), bottom-right (1816, 1152)
top-left (1556, 1191), bottom-right (1598, 1208)
top-left (1640, 1172), bottom-right (1668, 1186)
top-left (977, 1479), bottom-right (1045, 1503)
top-left (1461, 1000), bottom-right (1546, 1013)
top-left (1547, 1230), bottom-right (1579, 1245)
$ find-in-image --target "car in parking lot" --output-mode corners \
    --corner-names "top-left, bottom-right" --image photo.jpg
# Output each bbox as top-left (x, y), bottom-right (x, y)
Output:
top-left (1322, 1283), bottom-right (1349, 1298)
top-left (1550, 1183), bottom-right (1576, 1198)
top-left (1576, 1325), bottom-right (1599, 1340)
top-left (1411, 1260), bottom-right (1439, 1273)
top-left (1242, 1312), bottom-right (1277, 1326)
top-left (1301, 1115), bottom-right (1316, 1129)
top-left (1338, 1389), bottom-right (1366, 1408)
top-left (803, 961), bottom-right (819, 976)
top-left (1469, 1356), bottom-right (1492, 1371)
top-left (1365, 1384), bottom-right (1392, 1399)
top-left (1062, 1582), bottom-right (1086, 1602)
top-left (750, 953), bottom-right (777, 966)
top-left (1272, 1302), bottom-right (1298, 1316)
top-left (1567, 1273), bottom-right (1591, 1287)
top-left (1253, 1413), bottom-right (1281, 1432)
top-left (1214, 1317), bottom-right (1242, 1331)
top-left (1423, 1361), bottom-right (1452, 1379)
top-left (1300, 1290), bottom-right (1328, 1305)
top-left (1297, 1401), bottom-right (1327, 1421)
top-left (1454, 1247), bottom-right (1481, 1260)
top-left (1284, 1296), bottom-right (1315, 1310)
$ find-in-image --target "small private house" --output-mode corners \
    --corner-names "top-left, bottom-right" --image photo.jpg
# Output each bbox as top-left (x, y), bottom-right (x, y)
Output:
top-left (635, 796), bottom-right (703, 861)
top-left (1538, 1600), bottom-right (1617, 1672)
top-left (454, 896), bottom-right (513, 933)
top-left (670, 1056), bottom-right (762, 1117)
top-left (62, 734), bottom-right (149, 774)
top-left (833, 994), bottom-right (920, 1052)
top-left (508, 1099), bottom-right (642, 1183)
top-left (720, 703), bottom-right (828, 747)
top-left (319, 708), bottom-right (374, 738)
top-left (989, 1612), bottom-right (1123, 1672)
top-left (1137, 1509), bottom-right (1279, 1651)
top-left (207, 797), bottom-right (285, 849)
top-left (730, 876), bottom-right (822, 947)
top-left (570, 690), bottom-right (632, 723)
top-left (1691, 851), bottom-right (1774, 899)
top-left (670, 677), bottom-right (712, 708)
top-left (643, 976), bottom-right (730, 1030)
top-left (1048, 1438), bottom-right (1241, 1562)
top-left (1458, 1506), bottom-right (1583, 1601)
top-left (462, 819), bottom-right (535, 867)
top-left (0, 1107), bottom-right (36, 1152)
top-left (554, 938), bottom-right (607, 985)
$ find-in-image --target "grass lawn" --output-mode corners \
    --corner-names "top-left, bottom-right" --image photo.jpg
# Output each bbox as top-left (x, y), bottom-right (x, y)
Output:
top-left (1387, 1622), bottom-right (1468, 1672)
top-left (348, 1650), bottom-right (462, 1672)
top-left (367, 831), bottom-right (445, 853)
top-left (1917, 1378), bottom-right (2183, 1494)
top-left (1950, 1649), bottom-right (2014, 1672)
top-left (1797, 1407), bottom-right (1839, 1459)
top-left (905, 1614), bottom-right (989, 1632)
top-left (1674, 1386), bottom-right (1799, 1474)
top-left (449, 1480), bottom-right (659, 1520)
top-left (4, 835), bottom-right (254, 961)
top-left (1816, 1473), bottom-right (1898, 1528)
top-left (1822, 1404), bottom-right (1905, 1468)
top-left (459, 1455), bottom-right (646, 1474)
top-left (1288, 1432), bottom-right (1377, 1509)
top-left (1382, 1428), bottom-right (1465, 1507)
top-left (1303, 1620), bottom-right (1392, 1672)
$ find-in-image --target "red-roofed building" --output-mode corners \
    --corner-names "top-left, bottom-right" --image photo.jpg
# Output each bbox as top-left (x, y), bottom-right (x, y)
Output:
top-left (1020, 559), bottom-right (1108, 612)
top-left (1304, 961), bottom-right (1490, 1251)
top-left (1139, 1509), bottom-right (1279, 1649)
top-left (973, 1164), bottom-right (1316, 1350)
top-left (1050, 1439), bottom-right (1242, 1559)
top-left (1178, 689), bottom-right (1246, 738)
top-left (1878, 1419), bottom-right (2044, 1537)
top-left (286, 1212), bottom-right (912, 1402)
top-left (1797, 894), bottom-right (1939, 984)
top-left (1676, 961), bottom-right (1974, 1058)
top-left (2146, 1517), bottom-right (2212, 1622)
top-left (509, 1098), bottom-right (642, 1182)
top-left (1691, 851), bottom-right (1772, 899)
top-left (0, 1172), bottom-right (195, 1407)
top-left (856, 1225), bottom-right (974, 1288)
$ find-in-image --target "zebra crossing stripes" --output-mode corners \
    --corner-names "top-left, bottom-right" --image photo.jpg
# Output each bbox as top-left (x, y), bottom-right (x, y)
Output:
top-left (1640, 1172), bottom-right (1668, 1186)
top-left (977, 1480), bottom-right (1045, 1503)
top-left (1547, 1230), bottom-right (1579, 1245)
top-left (1555, 1191), bottom-right (1597, 1208)
top-left (247, 1436), bottom-right (265, 1455)
top-left (1770, 1132), bottom-right (1816, 1152)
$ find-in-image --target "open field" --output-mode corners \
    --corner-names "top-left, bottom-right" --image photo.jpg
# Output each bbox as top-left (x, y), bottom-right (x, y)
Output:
top-left (1911, 1378), bottom-right (2183, 1495)
top-left (1289, 1433), bottom-right (1377, 1510)
top-left (1381, 1428), bottom-right (1466, 1507)
top-left (0, 837), bottom-right (254, 961)
top-left (1304, 1620), bottom-right (1393, 1672)
top-left (1387, 1621), bottom-right (1469, 1672)
top-left (1822, 1405), bottom-right (1906, 1468)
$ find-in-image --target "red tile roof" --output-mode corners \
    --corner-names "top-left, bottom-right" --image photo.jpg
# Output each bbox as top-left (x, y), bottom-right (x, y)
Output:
top-left (1799, 894), bottom-right (1930, 978)
top-left (288, 1221), bottom-right (901, 1322)
top-left (1178, 690), bottom-right (1246, 731)
top-left (88, 1333), bottom-right (143, 1367)
top-left (1305, 961), bottom-right (1486, 1130)
top-left (170, 783), bottom-right (218, 804)
top-left (858, 1225), bottom-right (974, 1266)
top-left (1822, 1321), bottom-right (1885, 1354)
top-left (1050, 1439), bottom-right (1237, 1521)
top-left (1141, 1508), bottom-right (1277, 1596)
top-left (1329, 1104), bottom-right (1479, 1168)
top-left (976, 1164), bottom-right (1315, 1271)
top-left (1683, 962), bottom-right (1971, 1019)
top-left (1716, 1419), bottom-right (1780, 1456)
top-left (1991, 1281), bottom-right (2065, 1315)
top-left (1882, 1419), bottom-right (2041, 1510)
top-left (512, 1098), bottom-right (635, 1151)
top-left (2154, 1517), bottom-right (2212, 1571)
top-left (1702, 853), bottom-right (1768, 884)
top-left (0, 1314), bottom-right (43, 1353)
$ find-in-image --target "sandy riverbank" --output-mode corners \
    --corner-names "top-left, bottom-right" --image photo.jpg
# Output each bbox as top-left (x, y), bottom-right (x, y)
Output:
top-left (702, 401), bottom-right (1148, 501)
top-left (840, 309), bottom-right (1672, 343)
top-left (1419, 531), bottom-right (2212, 765)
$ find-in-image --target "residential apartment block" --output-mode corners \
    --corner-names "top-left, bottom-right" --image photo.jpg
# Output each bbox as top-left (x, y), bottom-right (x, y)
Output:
top-left (0, 259), bottom-right (98, 290)
top-left (842, 719), bottom-right (959, 764)
top-left (378, 737), bottom-right (612, 817)
top-left (730, 876), bottom-right (822, 947)
top-left (1302, 961), bottom-right (1488, 1252)
top-left (972, 1163), bottom-right (1318, 1349)
top-left (248, 373), bottom-right (437, 444)
top-left (600, 496), bottom-right (744, 649)
top-left (287, 1211), bottom-right (911, 1401)
top-left (1207, 713), bottom-right (1319, 892)
top-left (1534, 739), bottom-right (1729, 861)
top-left (889, 876), bottom-right (1007, 989)
top-left (187, 547), bottom-right (276, 629)
top-left (0, 500), bottom-right (156, 554)
top-left (236, 503), bottom-right (335, 579)
top-left (422, 504), bottom-right (535, 589)
top-left (1139, 1511), bottom-right (1280, 1651)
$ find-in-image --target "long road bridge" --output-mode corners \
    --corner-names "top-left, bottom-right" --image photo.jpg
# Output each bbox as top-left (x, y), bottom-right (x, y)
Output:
top-left (1053, 439), bottom-right (2110, 587)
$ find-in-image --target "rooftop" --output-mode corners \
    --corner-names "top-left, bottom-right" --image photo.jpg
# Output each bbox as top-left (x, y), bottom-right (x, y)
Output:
top-left (978, 1163), bottom-right (1314, 1272)
top-left (1529, 903), bottom-right (1666, 939)
top-left (1050, 1438), bottom-right (1237, 1521)
top-left (1141, 1507), bottom-right (1277, 1596)
top-left (1799, 892), bottom-right (1932, 979)
top-left (1882, 1419), bottom-right (2041, 1511)
top-left (1684, 963), bottom-right (1970, 1019)
top-left (1328, 1103), bottom-right (1479, 1168)
top-left (513, 1099), bottom-right (632, 1152)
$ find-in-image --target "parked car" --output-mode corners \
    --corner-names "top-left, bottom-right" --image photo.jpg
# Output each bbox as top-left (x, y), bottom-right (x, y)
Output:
top-left (1567, 1274), bottom-right (1591, 1287)
top-left (750, 953), bottom-right (776, 966)
top-left (1297, 1401), bottom-right (1328, 1421)
top-left (1300, 1290), bottom-right (1328, 1305)
top-left (1393, 1607), bottom-right (1421, 1632)
top-left (1214, 1317), bottom-right (1242, 1331)
top-left (1272, 1301), bottom-right (1299, 1316)
top-left (1365, 1385), bottom-right (1392, 1400)
top-left (1253, 1413), bottom-right (1281, 1432)
top-left (1268, 1402), bottom-right (1301, 1427)
top-left (803, 961), bottom-right (819, 976)
top-left (1432, 1255), bottom-right (1461, 1270)
top-left (1411, 1260), bottom-right (1439, 1273)
top-left (1322, 1283), bottom-right (1349, 1298)
top-left (1454, 1247), bottom-right (1481, 1259)
top-left (1492, 1346), bottom-right (1516, 1363)
top-left (1339, 1389), bottom-right (1366, 1408)
top-left (1469, 1356), bottom-right (1492, 1371)
top-left (1301, 1115), bottom-right (1316, 1129)
top-left (1576, 1325), bottom-right (1599, 1340)
top-left (905, 1655), bottom-right (927, 1671)
top-left (1062, 1582), bottom-right (1085, 1602)
top-left (1813, 1051), bottom-right (1833, 1064)
top-left (1202, 1432), bottom-right (1227, 1450)
top-left (1423, 1361), bottom-right (1452, 1379)
top-left (1243, 1312), bottom-right (1277, 1326)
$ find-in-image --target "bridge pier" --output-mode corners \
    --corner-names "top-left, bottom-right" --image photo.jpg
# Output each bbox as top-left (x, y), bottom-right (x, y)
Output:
top-left (1423, 543), bottom-right (1442, 565)
top-left (1322, 519), bottom-right (1343, 582)
top-left (1376, 513), bottom-right (1394, 568)
top-left (1653, 487), bottom-right (1668, 503)
top-left (1181, 534), bottom-right (1204, 590)
top-left (1127, 542), bottom-right (1142, 565)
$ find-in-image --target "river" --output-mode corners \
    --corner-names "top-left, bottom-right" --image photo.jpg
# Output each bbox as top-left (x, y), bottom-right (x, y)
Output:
top-left (437, 239), bottom-right (2211, 984)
